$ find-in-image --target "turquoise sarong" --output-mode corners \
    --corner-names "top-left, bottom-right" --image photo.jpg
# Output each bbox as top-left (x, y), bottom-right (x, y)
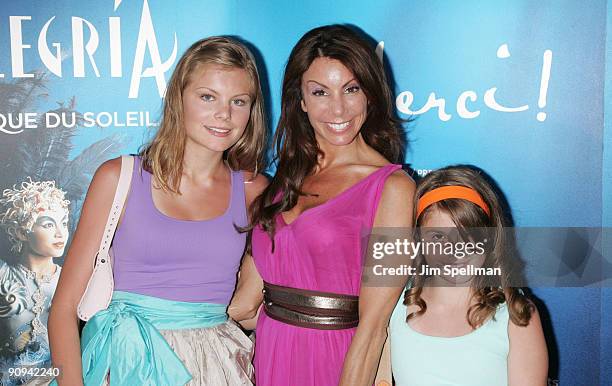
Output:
top-left (66, 291), bottom-right (227, 386)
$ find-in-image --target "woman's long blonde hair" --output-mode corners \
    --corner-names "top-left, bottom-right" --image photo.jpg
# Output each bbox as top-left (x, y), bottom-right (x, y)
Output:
top-left (140, 37), bottom-right (267, 192)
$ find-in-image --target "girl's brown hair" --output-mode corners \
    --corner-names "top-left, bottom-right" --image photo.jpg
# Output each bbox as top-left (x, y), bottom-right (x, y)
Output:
top-left (405, 165), bottom-right (533, 328)
top-left (251, 24), bottom-right (404, 238)
top-left (140, 36), bottom-right (267, 192)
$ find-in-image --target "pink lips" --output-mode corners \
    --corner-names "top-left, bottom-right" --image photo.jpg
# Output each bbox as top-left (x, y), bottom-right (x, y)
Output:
top-left (205, 126), bottom-right (232, 137)
top-left (326, 120), bottom-right (351, 133)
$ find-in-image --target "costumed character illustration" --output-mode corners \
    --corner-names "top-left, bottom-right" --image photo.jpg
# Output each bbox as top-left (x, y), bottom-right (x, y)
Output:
top-left (0, 179), bottom-right (69, 385)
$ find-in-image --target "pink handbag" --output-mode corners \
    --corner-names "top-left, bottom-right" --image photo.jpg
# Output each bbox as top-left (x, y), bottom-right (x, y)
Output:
top-left (77, 155), bottom-right (134, 321)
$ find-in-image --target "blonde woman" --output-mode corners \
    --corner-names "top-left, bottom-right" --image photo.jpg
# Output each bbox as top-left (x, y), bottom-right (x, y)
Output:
top-left (48, 37), bottom-right (268, 386)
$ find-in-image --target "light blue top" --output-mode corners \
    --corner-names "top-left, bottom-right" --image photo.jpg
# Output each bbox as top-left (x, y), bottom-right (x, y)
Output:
top-left (390, 294), bottom-right (510, 386)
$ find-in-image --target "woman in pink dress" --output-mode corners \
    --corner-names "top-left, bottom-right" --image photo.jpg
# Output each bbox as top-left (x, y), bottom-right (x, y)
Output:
top-left (228, 25), bottom-right (415, 386)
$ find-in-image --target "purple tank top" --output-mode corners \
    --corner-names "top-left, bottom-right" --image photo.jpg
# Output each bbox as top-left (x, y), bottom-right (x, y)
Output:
top-left (111, 158), bottom-right (247, 304)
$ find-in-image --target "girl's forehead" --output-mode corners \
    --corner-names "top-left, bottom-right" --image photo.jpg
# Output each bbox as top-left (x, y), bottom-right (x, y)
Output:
top-left (420, 207), bottom-right (456, 228)
top-left (190, 64), bottom-right (253, 87)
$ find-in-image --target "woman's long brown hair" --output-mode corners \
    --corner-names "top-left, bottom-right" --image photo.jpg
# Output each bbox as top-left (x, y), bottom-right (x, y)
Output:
top-left (251, 25), bottom-right (405, 240)
top-left (405, 166), bottom-right (533, 328)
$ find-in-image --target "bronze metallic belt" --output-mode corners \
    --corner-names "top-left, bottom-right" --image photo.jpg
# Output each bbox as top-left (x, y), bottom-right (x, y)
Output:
top-left (262, 281), bottom-right (359, 330)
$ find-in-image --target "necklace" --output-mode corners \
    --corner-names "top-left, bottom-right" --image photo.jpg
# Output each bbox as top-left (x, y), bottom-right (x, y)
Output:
top-left (15, 263), bottom-right (59, 338)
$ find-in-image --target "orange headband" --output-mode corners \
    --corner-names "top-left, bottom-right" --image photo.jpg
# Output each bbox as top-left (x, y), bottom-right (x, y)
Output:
top-left (416, 186), bottom-right (491, 218)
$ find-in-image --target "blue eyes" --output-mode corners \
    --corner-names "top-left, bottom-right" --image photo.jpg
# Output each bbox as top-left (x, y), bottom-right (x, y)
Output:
top-left (200, 94), bottom-right (249, 106)
top-left (311, 85), bottom-right (361, 96)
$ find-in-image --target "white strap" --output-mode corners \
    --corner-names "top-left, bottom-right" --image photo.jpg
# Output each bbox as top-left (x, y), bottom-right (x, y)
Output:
top-left (95, 155), bottom-right (134, 265)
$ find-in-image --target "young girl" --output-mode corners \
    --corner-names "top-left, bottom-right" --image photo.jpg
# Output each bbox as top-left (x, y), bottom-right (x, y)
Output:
top-left (0, 179), bottom-right (69, 385)
top-left (48, 37), bottom-right (268, 386)
top-left (390, 166), bottom-right (548, 386)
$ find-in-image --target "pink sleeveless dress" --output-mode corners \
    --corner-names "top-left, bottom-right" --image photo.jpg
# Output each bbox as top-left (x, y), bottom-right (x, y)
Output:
top-left (252, 164), bottom-right (402, 386)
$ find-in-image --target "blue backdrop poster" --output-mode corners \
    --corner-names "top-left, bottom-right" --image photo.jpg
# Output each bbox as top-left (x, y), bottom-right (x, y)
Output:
top-left (0, 1), bottom-right (609, 384)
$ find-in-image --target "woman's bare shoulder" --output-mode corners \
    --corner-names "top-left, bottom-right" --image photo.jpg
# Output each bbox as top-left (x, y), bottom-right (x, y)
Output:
top-left (93, 157), bottom-right (122, 185)
top-left (242, 171), bottom-right (269, 206)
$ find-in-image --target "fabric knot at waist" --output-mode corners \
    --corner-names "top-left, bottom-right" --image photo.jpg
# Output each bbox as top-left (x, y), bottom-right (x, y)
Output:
top-left (79, 291), bottom-right (227, 386)
top-left (263, 281), bottom-right (359, 330)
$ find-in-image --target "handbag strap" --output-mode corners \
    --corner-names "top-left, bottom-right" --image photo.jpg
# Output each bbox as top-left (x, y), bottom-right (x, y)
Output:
top-left (95, 155), bottom-right (134, 265)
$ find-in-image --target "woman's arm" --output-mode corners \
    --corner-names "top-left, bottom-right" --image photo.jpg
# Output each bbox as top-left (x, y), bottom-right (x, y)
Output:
top-left (226, 172), bottom-right (268, 325)
top-left (227, 253), bottom-right (263, 323)
top-left (48, 158), bottom-right (122, 386)
top-left (339, 171), bottom-right (415, 386)
top-left (374, 329), bottom-right (392, 386)
top-left (508, 305), bottom-right (549, 386)
top-left (238, 305), bottom-right (262, 330)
